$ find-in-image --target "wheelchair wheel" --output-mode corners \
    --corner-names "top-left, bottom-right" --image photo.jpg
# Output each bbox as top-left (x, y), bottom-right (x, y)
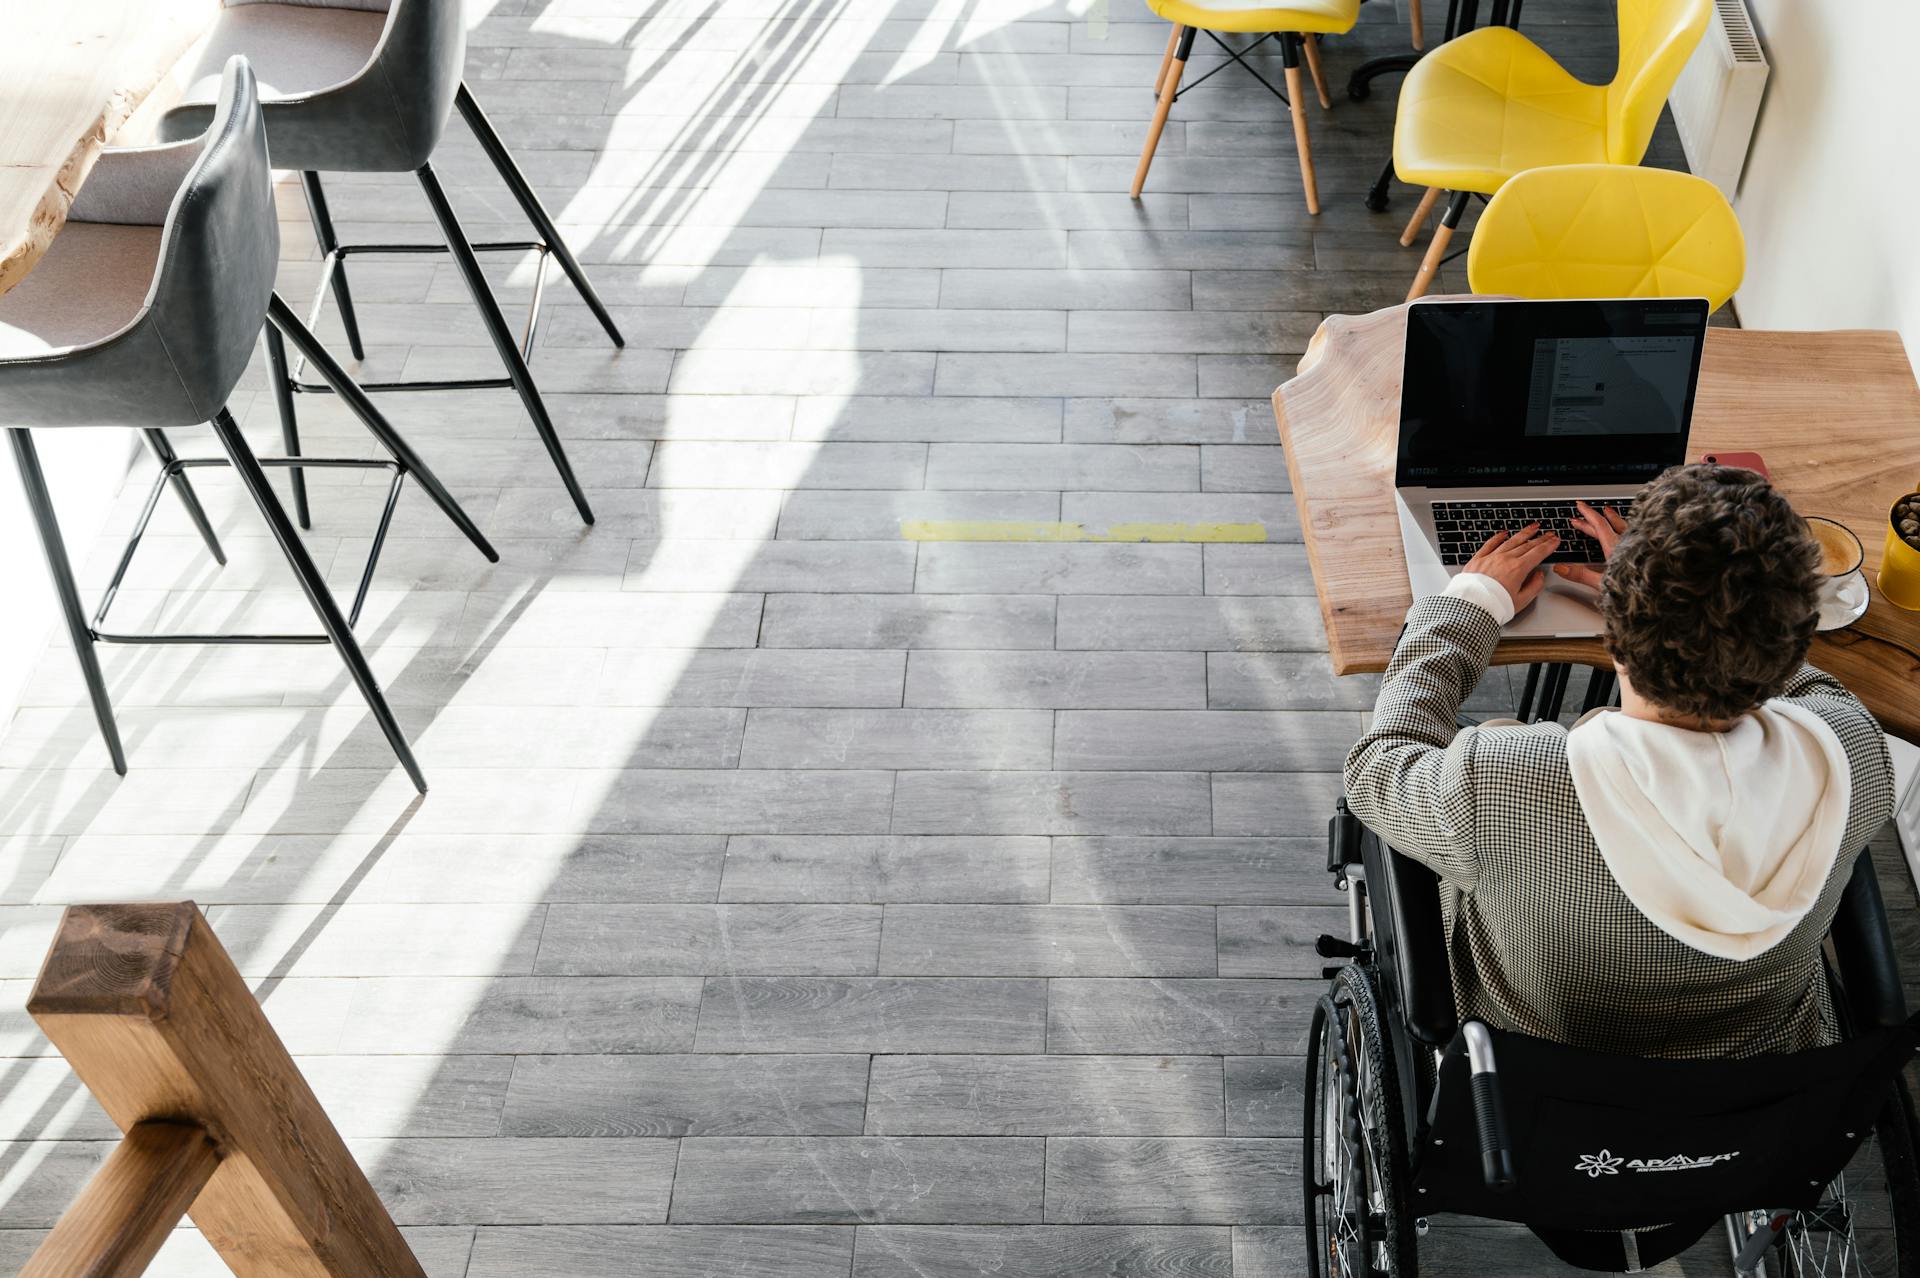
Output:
top-left (1733, 1084), bottom-right (1920, 1277)
top-left (1304, 963), bottom-right (1419, 1277)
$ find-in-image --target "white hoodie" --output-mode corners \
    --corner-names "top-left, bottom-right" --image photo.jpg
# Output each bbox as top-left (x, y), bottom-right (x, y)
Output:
top-left (1564, 704), bottom-right (1853, 961)
top-left (1441, 571), bottom-right (1854, 963)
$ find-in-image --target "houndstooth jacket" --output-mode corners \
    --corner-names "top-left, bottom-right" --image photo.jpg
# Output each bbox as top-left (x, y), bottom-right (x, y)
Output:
top-left (1343, 595), bottom-right (1897, 1060)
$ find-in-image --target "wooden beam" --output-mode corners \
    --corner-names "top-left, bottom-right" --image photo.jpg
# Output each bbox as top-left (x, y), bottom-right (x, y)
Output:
top-left (21, 1120), bottom-right (219, 1278)
top-left (28, 903), bottom-right (425, 1278)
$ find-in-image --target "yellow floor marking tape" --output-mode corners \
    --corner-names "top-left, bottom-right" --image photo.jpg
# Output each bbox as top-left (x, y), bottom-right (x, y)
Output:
top-left (900, 520), bottom-right (1267, 543)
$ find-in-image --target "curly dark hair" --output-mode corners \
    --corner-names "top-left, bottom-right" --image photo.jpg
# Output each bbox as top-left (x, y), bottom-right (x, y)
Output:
top-left (1601, 464), bottom-right (1820, 722)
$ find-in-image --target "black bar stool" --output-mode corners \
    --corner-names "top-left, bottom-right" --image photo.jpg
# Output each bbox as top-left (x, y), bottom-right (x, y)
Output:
top-left (0, 58), bottom-right (498, 793)
top-left (159, 0), bottom-right (626, 527)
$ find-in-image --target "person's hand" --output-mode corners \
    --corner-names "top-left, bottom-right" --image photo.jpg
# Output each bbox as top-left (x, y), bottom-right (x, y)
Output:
top-left (1461, 523), bottom-right (1560, 611)
top-left (1554, 500), bottom-right (1628, 589)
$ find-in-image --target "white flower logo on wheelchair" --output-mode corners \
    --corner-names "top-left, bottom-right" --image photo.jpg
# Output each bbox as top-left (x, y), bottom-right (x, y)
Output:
top-left (1575, 1149), bottom-right (1625, 1178)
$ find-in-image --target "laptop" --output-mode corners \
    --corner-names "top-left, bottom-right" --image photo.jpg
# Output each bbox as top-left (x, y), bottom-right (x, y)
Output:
top-left (1395, 297), bottom-right (1710, 637)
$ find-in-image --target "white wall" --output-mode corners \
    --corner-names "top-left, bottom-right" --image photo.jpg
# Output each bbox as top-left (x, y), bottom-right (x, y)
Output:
top-left (1732, 0), bottom-right (1919, 358)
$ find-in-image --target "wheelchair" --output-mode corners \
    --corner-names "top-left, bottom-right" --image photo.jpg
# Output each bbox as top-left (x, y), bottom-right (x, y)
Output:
top-left (1306, 799), bottom-right (1920, 1276)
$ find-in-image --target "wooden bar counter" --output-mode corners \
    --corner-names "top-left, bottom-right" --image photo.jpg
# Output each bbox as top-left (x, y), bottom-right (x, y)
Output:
top-left (1, 1), bottom-right (215, 295)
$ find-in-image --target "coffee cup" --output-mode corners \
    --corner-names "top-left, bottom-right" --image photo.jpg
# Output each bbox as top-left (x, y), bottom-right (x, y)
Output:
top-left (1806, 516), bottom-right (1869, 631)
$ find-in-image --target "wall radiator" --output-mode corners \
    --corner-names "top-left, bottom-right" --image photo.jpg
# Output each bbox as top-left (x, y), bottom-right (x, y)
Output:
top-left (1667, 0), bottom-right (1769, 197)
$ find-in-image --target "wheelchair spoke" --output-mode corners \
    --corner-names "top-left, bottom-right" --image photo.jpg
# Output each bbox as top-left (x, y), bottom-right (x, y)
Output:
top-left (1774, 1143), bottom-right (1882, 1278)
top-left (1315, 996), bottom-right (1372, 1278)
top-left (1305, 969), bottom-right (1414, 1278)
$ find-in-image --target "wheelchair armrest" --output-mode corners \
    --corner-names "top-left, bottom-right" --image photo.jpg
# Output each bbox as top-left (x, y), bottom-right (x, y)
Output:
top-left (1830, 852), bottom-right (1910, 1030)
top-left (1359, 830), bottom-right (1459, 1046)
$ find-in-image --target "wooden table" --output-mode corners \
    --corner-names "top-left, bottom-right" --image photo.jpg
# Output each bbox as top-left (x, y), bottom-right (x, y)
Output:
top-left (0, 1), bottom-right (215, 295)
top-left (1273, 301), bottom-right (1920, 742)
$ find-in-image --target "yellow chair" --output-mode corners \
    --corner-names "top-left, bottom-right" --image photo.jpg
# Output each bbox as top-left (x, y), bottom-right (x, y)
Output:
top-left (1393, 0), bottom-right (1711, 298)
top-left (1133, 0), bottom-right (1361, 215)
top-left (1466, 164), bottom-right (1745, 311)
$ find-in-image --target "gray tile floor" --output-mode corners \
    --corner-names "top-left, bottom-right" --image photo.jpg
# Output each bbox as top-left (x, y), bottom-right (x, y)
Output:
top-left (5, 1), bottom-right (1913, 1274)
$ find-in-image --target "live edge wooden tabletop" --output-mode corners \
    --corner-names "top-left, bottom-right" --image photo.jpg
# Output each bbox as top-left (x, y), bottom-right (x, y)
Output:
top-left (1273, 301), bottom-right (1920, 743)
top-left (0, 1), bottom-right (215, 296)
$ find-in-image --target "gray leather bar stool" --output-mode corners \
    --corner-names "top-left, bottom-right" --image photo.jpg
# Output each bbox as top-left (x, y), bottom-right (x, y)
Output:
top-left (159, 0), bottom-right (626, 528)
top-left (0, 58), bottom-right (494, 793)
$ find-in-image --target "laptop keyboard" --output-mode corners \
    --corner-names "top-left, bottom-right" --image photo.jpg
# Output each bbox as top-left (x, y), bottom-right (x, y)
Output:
top-left (1433, 499), bottom-right (1633, 566)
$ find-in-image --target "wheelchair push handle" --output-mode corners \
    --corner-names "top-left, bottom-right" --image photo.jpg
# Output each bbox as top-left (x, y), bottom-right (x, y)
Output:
top-left (1462, 1022), bottom-right (1518, 1193)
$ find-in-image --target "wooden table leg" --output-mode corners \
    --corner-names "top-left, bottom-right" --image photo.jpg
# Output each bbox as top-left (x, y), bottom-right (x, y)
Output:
top-left (28, 903), bottom-right (428, 1277)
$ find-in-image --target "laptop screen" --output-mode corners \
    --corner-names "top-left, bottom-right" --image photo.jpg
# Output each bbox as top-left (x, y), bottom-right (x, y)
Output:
top-left (1396, 298), bottom-right (1709, 488)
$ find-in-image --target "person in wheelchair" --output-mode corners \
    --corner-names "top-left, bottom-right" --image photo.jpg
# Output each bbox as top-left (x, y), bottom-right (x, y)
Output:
top-left (1308, 463), bottom-right (1920, 1276)
top-left (1345, 463), bottom-right (1896, 1060)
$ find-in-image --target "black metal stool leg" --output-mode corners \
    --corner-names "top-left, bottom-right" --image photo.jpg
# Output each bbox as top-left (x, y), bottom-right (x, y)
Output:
top-left (300, 171), bottom-right (366, 362)
top-left (265, 293), bottom-right (499, 564)
top-left (415, 160), bottom-right (594, 525)
top-left (208, 408), bottom-right (426, 794)
top-left (1515, 662), bottom-right (1541, 721)
top-left (140, 429), bottom-right (226, 566)
top-left (9, 428), bottom-right (127, 775)
top-left (1579, 668), bottom-right (1617, 715)
top-left (455, 82), bottom-right (625, 350)
top-left (262, 324), bottom-right (311, 530)
top-left (1364, 155), bottom-right (1397, 213)
top-left (1535, 662), bottom-right (1572, 723)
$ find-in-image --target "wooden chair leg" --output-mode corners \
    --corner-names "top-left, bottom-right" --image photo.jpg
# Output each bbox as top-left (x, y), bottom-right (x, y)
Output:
top-left (1154, 23), bottom-right (1180, 96)
top-left (1302, 33), bottom-right (1332, 109)
top-left (1133, 26), bottom-right (1193, 199)
top-left (1282, 36), bottom-right (1320, 214)
top-left (1409, 0), bottom-right (1425, 49)
top-left (1407, 190), bottom-right (1470, 300)
top-left (1407, 224), bottom-right (1452, 298)
top-left (1399, 186), bottom-right (1442, 246)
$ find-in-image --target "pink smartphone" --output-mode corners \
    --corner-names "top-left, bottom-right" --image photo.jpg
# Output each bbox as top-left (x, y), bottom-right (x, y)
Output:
top-left (1695, 451), bottom-right (1771, 481)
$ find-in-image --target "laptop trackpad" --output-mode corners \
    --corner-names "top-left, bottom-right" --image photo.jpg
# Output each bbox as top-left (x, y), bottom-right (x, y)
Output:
top-left (1509, 577), bottom-right (1603, 638)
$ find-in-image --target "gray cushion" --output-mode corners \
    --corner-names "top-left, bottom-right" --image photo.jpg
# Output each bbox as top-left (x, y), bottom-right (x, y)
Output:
top-left (160, 0), bottom-right (461, 174)
top-left (68, 144), bottom-right (202, 228)
top-left (0, 226), bottom-right (162, 357)
top-left (178, 4), bottom-right (386, 108)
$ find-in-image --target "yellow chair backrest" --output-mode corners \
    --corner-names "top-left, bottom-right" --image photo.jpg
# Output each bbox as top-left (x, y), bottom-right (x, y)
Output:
top-left (1466, 164), bottom-right (1745, 310)
top-left (1607, 0), bottom-right (1712, 163)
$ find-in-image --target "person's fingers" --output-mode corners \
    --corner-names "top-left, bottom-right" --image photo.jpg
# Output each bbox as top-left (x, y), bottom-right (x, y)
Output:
top-left (1494, 522), bottom-right (1542, 555)
top-left (1604, 507), bottom-right (1628, 532)
top-left (1512, 531), bottom-right (1561, 570)
top-left (1554, 562), bottom-right (1604, 589)
top-left (1474, 529), bottom-right (1511, 556)
top-left (1571, 502), bottom-right (1608, 537)
top-left (1512, 567), bottom-right (1547, 609)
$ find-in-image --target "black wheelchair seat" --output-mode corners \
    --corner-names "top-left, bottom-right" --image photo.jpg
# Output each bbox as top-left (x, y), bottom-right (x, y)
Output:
top-left (1310, 800), bottom-right (1920, 1275)
top-left (1416, 1014), bottom-right (1920, 1266)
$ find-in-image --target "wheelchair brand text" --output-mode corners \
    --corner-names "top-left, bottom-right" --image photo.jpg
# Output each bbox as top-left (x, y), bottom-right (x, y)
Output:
top-left (1574, 1148), bottom-right (1740, 1178)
